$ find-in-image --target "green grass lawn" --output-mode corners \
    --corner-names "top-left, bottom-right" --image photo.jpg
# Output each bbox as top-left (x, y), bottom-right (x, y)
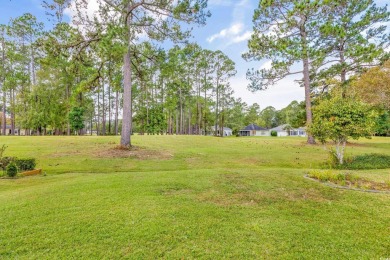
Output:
top-left (0, 135), bottom-right (389, 259)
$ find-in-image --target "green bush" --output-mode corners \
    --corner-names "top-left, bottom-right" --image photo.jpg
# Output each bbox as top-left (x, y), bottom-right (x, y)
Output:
top-left (6, 162), bottom-right (18, 177)
top-left (342, 154), bottom-right (390, 170)
top-left (15, 158), bottom-right (36, 171)
top-left (271, 130), bottom-right (277, 137)
top-left (0, 157), bottom-right (16, 170)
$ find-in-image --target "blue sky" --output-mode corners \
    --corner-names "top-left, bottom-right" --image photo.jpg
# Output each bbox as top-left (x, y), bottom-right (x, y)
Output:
top-left (1, 0), bottom-right (389, 109)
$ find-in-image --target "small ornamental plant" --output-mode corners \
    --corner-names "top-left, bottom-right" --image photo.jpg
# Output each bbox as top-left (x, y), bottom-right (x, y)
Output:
top-left (6, 162), bottom-right (18, 178)
top-left (309, 93), bottom-right (376, 165)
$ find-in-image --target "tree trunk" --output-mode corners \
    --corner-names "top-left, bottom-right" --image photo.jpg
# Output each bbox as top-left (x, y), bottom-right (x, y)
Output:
top-left (340, 46), bottom-right (347, 98)
top-left (10, 89), bottom-right (15, 135)
top-left (102, 79), bottom-right (106, 135)
top-left (97, 84), bottom-right (100, 136)
top-left (204, 85), bottom-right (207, 136)
top-left (120, 44), bottom-right (132, 147)
top-left (108, 82), bottom-right (111, 135)
top-left (115, 90), bottom-right (119, 135)
top-left (2, 92), bottom-right (6, 135)
top-left (66, 84), bottom-right (70, 136)
top-left (215, 81), bottom-right (219, 137)
top-left (1, 35), bottom-right (5, 136)
top-left (300, 22), bottom-right (315, 144)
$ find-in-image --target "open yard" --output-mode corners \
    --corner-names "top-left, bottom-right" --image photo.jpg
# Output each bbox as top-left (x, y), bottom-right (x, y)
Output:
top-left (0, 136), bottom-right (389, 259)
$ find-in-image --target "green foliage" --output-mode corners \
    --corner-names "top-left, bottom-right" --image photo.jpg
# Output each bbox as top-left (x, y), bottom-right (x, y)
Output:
top-left (0, 144), bottom-right (7, 158)
top-left (310, 95), bottom-right (375, 144)
top-left (307, 169), bottom-right (390, 191)
top-left (6, 162), bottom-right (18, 177)
top-left (374, 110), bottom-right (390, 136)
top-left (309, 93), bottom-right (376, 164)
top-left (0, 157), bottom-right (16, 170)
top-left (307, 170), bottom-right (357, 183)
top-left (15, 158), bottom-right (36, 171)
top-left (270, 130), bottom-right (277, 137)
top-left (312, 0), bottom-right (390, 92)
top-left (342, 154), bottom-right (390, 170)
top-left (68, 107), bottom-right (85, 133)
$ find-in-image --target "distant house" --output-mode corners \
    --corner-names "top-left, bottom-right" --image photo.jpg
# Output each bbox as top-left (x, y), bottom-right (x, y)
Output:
top-left (239, 124), bottom-right (269, 136)
top-left (269, 124), bottom-right (306, 137)
top-left (5, 125), bottom-right (22, 135)
top-left (210, 126), bottom-right (233, 136)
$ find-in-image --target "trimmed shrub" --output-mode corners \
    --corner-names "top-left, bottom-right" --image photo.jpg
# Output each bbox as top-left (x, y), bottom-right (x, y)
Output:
top-left (271, 130), bottom-right (277, 137)
top-left (6, 162), bottom-right (18, 177)
top-left (15, 158), bottom-right (36, 172)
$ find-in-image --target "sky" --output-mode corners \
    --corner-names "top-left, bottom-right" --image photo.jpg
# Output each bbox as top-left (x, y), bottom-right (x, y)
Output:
top-left (0, 0), bottom-right (389, 110)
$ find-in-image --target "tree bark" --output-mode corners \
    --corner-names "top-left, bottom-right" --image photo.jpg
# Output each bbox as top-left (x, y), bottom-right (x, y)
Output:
top-left (120, 43), bottom-right (133, 146)
top-left (102, 79), bottom-right (106, 135)
top-left (300, 20), bottom-right (315, 144)
top-left (115, 90), bottom-right (119, 135)
top-left (2, 91), bottom-right (6, 136)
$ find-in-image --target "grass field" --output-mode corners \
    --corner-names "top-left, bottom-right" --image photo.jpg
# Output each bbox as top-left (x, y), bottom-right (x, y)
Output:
top-left (0, 135), bottom-right (389, 259)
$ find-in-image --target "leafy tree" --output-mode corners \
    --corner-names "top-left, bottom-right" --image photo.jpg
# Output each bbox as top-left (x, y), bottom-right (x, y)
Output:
top-left (313, 0), bottom-right (390, 94)
top-left (243, 0), bottom-right (324, 144)
top-left (309, 94), bottom-right (376, 165)
top-left (49, 0), bottom-right (210, 147)
top-left (244, 103), bottom-right (260, 126)
top-left (350, 60), bottom-right (390, 110)
top-left (260, 106), bottom-right (278, 128)
top-left (68, 107), bottom-right (85, 135)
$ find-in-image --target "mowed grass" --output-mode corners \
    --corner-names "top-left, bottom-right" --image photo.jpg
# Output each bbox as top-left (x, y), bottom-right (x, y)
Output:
top-left (0, 135), bottom-right (389, 259)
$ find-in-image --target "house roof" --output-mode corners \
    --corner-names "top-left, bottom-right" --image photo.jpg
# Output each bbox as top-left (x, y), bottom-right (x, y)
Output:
top-left (241, 124), bottom-right (268, 131)
top-left (269, 124), bottom-right (290, 131)
top-left (270, 124), bottom-right (306, 131)
top-left (210, 126), bottom-right (233, 131)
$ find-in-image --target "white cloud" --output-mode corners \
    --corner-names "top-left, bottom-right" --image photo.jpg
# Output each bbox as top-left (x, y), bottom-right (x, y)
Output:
top-left (207, 23), bottom-right (244, 43)
top-left (232, 31), bottom-right (252, 44)
top-left (206, 0), bottom-right (254, 48)
top-left (208, 0), bottom-right (234, 6)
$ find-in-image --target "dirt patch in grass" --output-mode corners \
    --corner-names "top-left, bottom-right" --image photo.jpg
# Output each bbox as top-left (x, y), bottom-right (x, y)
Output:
top-left (95, 145), bottom-right (173, 160)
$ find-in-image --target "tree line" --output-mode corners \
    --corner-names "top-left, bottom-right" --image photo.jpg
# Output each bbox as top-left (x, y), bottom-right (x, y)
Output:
top-left (0, 0), bottom-right (389, 147)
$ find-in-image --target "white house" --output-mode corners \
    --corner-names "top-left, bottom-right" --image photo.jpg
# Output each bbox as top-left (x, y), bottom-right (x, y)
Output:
top-left (269, 124), bottom-right (306, 137)
top-left (210, 126), bottom-right (233, 136)
top-left (239, 124), bottom-right (269, 136)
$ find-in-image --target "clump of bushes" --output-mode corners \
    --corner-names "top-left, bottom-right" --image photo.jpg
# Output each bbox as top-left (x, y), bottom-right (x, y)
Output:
top-left (6, 162), bottom-right (18, 178)
top-left (327, 153), bottom-right (390, 170)
top-left (1, 158), bottom-right (36, 171)
top-left (307, 170), bottom-right (390, 191)
top-left (15, 158), bottom-right (36, 172)
top-left (270, 130), bottom-right (277, 137)
top-left (0, 151), bottom-right (37, 177)
top-left (342, 154), bottom-right (390, 170)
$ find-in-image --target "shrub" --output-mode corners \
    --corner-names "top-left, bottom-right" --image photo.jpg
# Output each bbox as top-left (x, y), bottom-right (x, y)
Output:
top-left (271, 130), bottom-right (277, 137)
top-left (0, 157), bottom-right (16, 170)
top-left (342, 154), bottom-right (390, 170)
top-left (6, 162), bottom-right (18, 177)
top-left (15, 158), bottom-right (36, 172)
